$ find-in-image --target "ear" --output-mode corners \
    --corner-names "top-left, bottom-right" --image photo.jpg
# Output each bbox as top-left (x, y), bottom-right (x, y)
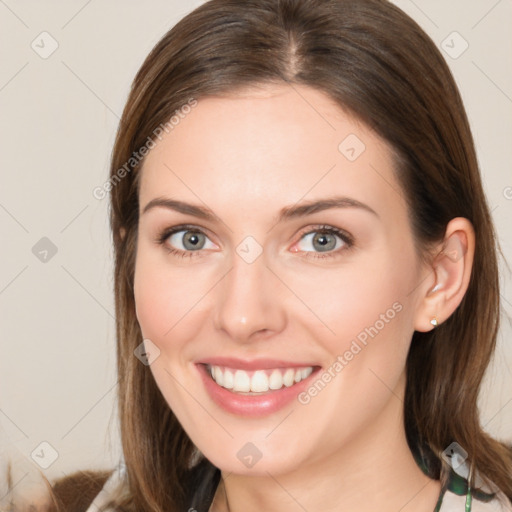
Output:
top-left (413, 217), bottom-right (475, 332)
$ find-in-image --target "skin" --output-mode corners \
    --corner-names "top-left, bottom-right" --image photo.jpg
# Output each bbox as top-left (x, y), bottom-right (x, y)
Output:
top-left (133, 83), bottom-right (475, 512)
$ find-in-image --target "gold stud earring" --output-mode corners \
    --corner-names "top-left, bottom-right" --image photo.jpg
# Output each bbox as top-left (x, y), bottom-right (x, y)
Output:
top-left (430, 317), bottom-right (438, 327)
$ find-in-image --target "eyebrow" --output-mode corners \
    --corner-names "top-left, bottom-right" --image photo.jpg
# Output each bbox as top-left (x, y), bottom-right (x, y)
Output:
top-left (141, 196), bottom-right (379, 222)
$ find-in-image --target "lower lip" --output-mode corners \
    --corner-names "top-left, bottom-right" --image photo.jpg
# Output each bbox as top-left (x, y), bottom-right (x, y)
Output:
top-left (196, 363), bottom-right (320, 417)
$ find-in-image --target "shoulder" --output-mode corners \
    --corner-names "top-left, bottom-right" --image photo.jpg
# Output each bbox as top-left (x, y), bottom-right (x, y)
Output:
top-left (50, 462), bottom-right (128, 512)
top-left (440, 489), bottom-right (512, 511)
top-left (50, 469), bottom-right (114, 512)
top-left (438, 465), bottom-right (512, 512)
top-left (81, 457), bottom-right (219, 512)
top-left (0, 431), bottom-right (118, 512)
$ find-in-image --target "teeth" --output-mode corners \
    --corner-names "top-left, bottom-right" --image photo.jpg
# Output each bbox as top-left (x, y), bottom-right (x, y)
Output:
top-left (208, 365), bottom-right (314, 393)
top-left (283, 368), bottom-right (295, 387)
top-left (301, 368), bottom-right (312, 379)
top-left (214, 366), bottom-right (224, 387)
top-left (233, 370), bottom-right (251, 392)
top-left (223, 369), bottom-right (234, 389)
top-left (269, 369), bottom-right (283, 390)
top-left (251, 370), bottom-right (268, 392)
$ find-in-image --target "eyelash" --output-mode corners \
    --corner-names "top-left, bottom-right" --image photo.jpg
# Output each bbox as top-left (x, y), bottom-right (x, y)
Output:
top-left (155, 224), bottom-right (354, 261)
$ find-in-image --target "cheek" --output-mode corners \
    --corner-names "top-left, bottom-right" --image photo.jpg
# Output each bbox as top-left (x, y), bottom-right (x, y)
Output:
top-left (133, 245), bottom-right (194, 344)
top-left (133, 264), bottom-right (171, 341)
top-left (133, 249), bottom-right (201, 416)
top-left (288, 252), bottom-right (413, 350)
top-left (286, 246), bottom-right (418, 426)
top-left (133, 242), bottom-right (222, 367)
top-left (291, 268), bottom-right (413, 453)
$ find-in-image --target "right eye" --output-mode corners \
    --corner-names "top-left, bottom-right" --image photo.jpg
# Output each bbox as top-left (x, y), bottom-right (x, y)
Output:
top-left (157, 225), bottom-right (217, 258)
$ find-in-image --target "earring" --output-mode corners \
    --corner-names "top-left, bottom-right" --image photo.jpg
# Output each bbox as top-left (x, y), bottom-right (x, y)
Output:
top-left (430, 317), bottom-right (438, 327)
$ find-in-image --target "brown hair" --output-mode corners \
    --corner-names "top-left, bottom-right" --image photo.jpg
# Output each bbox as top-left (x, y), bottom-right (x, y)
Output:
top-left (56, 0), bottom-right (512, 509)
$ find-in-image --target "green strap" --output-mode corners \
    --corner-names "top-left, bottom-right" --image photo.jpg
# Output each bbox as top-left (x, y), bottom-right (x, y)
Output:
top-left (432, 477), bottom-right (473, 511)
top-left (465, 489), bottom-right (473, 512)
top-left (465, 466), bottom-right (473, 512)
top-left (412, 446), bottom-right (496, 511)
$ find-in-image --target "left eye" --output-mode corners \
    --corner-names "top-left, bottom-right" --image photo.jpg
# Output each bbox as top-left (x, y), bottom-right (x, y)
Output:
top-left (294, 228), bottom-right (351, 254)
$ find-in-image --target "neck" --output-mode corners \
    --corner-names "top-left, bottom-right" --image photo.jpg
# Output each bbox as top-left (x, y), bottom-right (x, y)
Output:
top-left (211, 374), bottom-right (441, 512)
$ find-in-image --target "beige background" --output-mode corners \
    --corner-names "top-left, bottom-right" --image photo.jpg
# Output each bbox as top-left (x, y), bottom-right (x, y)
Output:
top-left (0, 0), bottom-right (511, 484)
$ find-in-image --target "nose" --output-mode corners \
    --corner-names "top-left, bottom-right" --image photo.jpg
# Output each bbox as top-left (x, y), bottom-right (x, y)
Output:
top-left (213, 250), bottom-right (287, 343)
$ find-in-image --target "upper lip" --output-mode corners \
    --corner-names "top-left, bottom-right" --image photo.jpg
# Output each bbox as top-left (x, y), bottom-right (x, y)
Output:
top-left (196, 357), bottom-right (319, 371)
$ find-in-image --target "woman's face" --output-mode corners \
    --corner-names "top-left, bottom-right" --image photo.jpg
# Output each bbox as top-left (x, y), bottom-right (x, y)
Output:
top-left (134, 84), bottom-right (431, 475)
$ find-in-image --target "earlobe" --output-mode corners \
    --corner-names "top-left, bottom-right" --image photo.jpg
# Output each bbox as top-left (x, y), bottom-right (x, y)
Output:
top-left (414, 217), bottom-right (475, 333)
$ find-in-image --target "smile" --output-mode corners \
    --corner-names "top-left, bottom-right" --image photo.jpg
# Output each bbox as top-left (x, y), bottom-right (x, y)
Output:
top-left (207, 365), bottom-right (314, 394)
top-left (196, 360), bottom-right (321, 416)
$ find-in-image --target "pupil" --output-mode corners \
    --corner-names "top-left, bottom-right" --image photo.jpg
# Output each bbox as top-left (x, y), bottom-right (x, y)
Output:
top-left (184, 232), bottom-right (204, 250)
top-left (314, 233), bottom-right (335, 252)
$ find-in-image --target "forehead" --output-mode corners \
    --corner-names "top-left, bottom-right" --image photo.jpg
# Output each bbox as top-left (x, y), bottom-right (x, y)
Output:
top-left (139, 83), bottom-right (405, 225)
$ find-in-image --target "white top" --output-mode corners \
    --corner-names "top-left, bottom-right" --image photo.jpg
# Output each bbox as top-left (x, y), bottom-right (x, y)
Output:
top-left (84, 461), bottom-right (127, 511)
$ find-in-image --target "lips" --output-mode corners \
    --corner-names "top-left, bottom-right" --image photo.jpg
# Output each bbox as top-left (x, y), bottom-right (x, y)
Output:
top-left (195, 358), bottom-right (321, 416)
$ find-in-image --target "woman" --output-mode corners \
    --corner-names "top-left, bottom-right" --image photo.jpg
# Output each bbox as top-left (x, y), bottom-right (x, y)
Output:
top-left (19, 0), bottom-right (512, 510)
